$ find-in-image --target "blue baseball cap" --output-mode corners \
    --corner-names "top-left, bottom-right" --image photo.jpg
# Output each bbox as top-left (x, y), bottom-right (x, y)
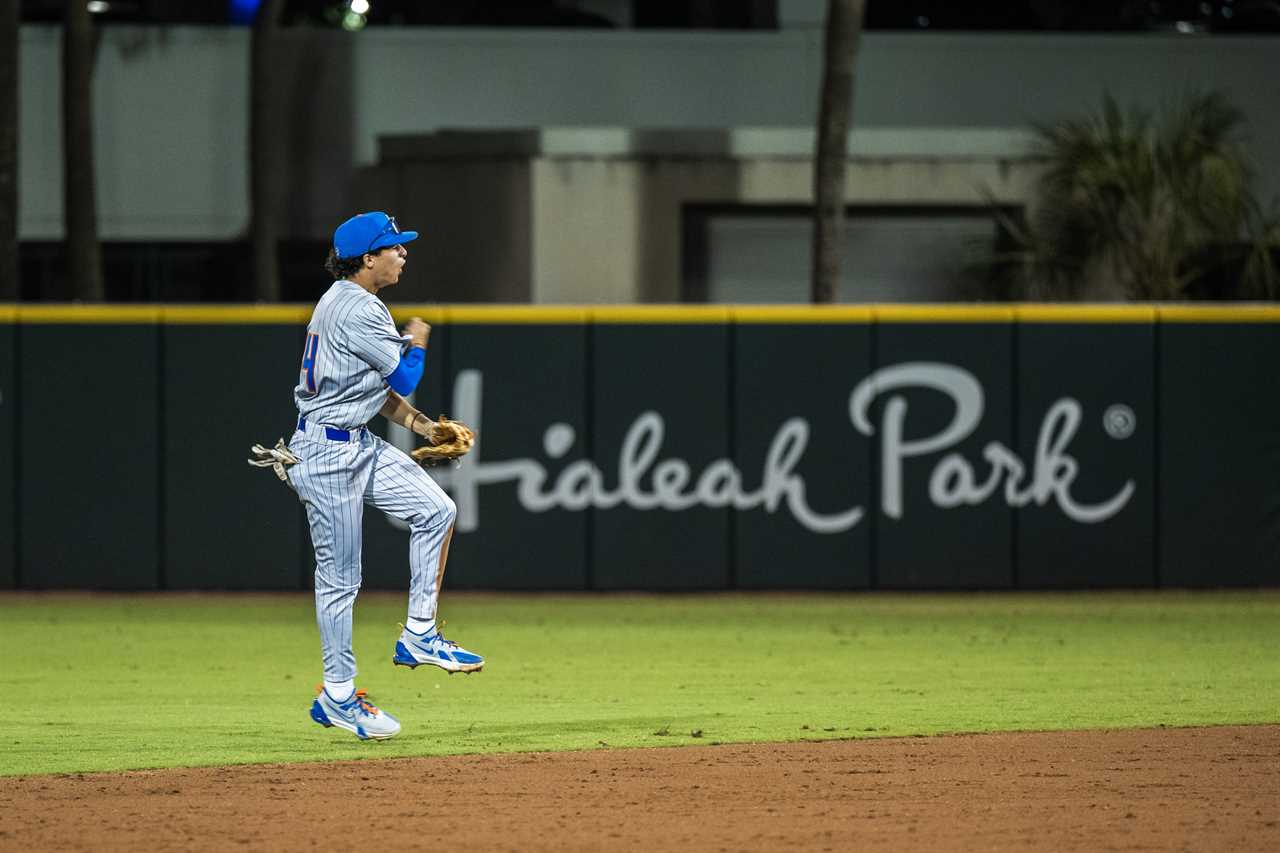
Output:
top-left (333, 212), bottom-right (419, 259)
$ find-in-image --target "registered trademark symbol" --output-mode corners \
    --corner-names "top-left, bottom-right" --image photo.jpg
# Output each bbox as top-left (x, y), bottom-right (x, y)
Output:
top-left (1103, 404), bottom-right (1136, 439)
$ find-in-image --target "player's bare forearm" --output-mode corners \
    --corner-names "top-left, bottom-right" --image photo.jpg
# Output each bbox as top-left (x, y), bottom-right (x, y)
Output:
top-left (381, 391), bottom-right (445, 443)
top-left (381, 390), bottom-right (425, 432)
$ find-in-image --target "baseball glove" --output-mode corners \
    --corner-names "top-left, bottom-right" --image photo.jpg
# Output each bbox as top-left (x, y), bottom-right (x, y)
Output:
top-left (410, 416), bottom-right (476, 465)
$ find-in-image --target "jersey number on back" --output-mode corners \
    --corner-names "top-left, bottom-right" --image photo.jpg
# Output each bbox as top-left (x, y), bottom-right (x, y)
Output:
top-left (300, 332), bottom-right (320, 393)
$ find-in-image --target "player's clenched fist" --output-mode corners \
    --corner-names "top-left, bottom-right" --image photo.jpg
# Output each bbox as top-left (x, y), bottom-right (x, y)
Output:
top-left (403, 317), bottom-right (430, 348)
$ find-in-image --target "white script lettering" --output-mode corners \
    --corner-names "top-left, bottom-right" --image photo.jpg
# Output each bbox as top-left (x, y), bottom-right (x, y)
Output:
top-left (409, 365), bottom-right (1135, 534)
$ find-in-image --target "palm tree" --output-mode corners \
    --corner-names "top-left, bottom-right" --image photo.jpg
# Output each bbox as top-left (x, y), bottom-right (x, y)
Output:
top-left (810, 0), bottom-right (866, 304)
top-left (250, 0), bottom-right (287, 302)
top-left (64, 0), bottom-right (103, 301)
top-left (992, 92), bottom-right (1279, 301)
top-left (0, 0), bottom-right (17, 301)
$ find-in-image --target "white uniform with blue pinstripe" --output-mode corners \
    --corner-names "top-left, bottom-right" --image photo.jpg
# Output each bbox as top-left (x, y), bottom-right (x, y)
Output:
top-left (288, 280), bottom-right (456, 684)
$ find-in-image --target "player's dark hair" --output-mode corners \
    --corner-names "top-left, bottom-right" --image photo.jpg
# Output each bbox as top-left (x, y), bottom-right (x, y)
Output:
top-left (324, 248), bottom-right (364, 280)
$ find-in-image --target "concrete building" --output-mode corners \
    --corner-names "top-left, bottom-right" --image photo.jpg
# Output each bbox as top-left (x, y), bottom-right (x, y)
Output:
top-left (16, 22), bottom-right (1280, 301)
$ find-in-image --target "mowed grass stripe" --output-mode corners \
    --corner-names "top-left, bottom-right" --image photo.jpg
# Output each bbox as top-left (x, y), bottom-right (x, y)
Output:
top-left (1, 591), bottom-right (1277, 776)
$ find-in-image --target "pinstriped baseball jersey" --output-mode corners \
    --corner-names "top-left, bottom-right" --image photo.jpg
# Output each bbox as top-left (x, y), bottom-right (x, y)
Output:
top-left (295, 280), bottom-right (406, 430)
top-left (287, 275), bottom-right (457, 686)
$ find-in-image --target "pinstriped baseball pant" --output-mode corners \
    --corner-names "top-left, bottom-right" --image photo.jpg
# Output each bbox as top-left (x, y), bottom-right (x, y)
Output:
top-left (288, 428), bottom-right (457, 682)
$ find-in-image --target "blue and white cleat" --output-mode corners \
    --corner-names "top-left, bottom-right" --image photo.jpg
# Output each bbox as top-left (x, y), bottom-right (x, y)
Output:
top-left (393, 624), bottom-right (485, 674)
top-left (309, 687), bottom-right (401, 740)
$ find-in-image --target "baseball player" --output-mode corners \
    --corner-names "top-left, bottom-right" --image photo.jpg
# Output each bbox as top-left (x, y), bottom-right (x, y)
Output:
top-left (286, 211), bottom-right (484, 741)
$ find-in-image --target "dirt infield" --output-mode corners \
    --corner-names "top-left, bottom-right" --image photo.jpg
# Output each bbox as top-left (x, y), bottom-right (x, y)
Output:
top-left (4, 726), bottom-right (1278, 852)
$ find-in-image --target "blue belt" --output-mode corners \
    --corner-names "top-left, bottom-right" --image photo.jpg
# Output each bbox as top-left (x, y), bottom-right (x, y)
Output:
top-left (297, 417), bottom-right (365, 442)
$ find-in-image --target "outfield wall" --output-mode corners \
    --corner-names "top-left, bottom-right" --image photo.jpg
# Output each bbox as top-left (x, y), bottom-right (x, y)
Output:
top-left (2, 304), bottom-right (1278, 591)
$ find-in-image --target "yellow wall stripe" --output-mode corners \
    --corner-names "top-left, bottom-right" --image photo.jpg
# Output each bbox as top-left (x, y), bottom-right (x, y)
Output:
top-left (443, 305), bottom-right (589, 324)
top-left (15, 304), bottom-right (163, 324)
top-left (384, 306), bottom-right (448, 325)
top-left (591, 305), bottom-right (733, 323)
top-left (1016, 304), bottom-right (1157, 323)
top-left (2, 303), bottom-right (1279, 324)
top-left (1157, 304), bottom-right (1280, 323)
top-left (874, 304), bottom-right (1015, 323)
top-left (733, 305), bottom-right (875, 323)
top-left (161, 305), bottom-right (313, 324)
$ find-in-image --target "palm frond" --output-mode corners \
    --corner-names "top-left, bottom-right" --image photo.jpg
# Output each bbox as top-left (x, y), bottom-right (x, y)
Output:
top-left (990, 90), bottom-right (1270, 301)
top-left (1241, 199), bottom-right (1280, 298)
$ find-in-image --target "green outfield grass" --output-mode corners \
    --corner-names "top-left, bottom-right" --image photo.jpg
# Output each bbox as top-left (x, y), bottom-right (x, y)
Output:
top-left (2, 590), bottom-right (1278, 776)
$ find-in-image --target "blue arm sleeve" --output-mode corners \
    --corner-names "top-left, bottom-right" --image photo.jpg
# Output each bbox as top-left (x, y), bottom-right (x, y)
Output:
top-left (386, 346), bottom-right (425, 395)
